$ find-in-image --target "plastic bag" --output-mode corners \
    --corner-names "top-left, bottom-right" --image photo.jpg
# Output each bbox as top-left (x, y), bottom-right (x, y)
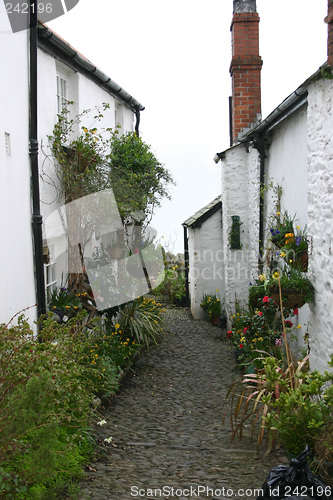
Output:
top-left (258, 446), bottom-right (332, 499)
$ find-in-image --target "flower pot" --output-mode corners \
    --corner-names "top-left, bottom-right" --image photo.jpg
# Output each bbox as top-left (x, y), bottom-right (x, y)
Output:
top-left (210, 315), bottom-right (220, 326)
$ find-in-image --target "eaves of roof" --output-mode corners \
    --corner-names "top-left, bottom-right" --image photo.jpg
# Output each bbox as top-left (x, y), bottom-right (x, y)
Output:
top-left (37, 23), bottom-right (145, 114)
top-left (240, 63), bottom-right (328, 143)
top-left (217, 63), bottom-right (328, 159)
top-left (182, 196), bottom-right (222, 229)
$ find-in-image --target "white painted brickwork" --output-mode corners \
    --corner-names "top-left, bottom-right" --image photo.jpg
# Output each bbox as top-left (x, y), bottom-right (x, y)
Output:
top-left (307, 78), bottom-right (333, 371)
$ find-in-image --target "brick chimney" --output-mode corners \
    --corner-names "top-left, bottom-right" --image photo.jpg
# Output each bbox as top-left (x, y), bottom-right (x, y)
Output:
top-left (325, 0), bottom-right (333, 66)
top-left (230, 0), bottom-right (263, 144)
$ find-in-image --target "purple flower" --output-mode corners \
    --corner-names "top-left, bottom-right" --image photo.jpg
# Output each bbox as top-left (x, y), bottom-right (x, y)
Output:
top-left (296, 236), bottom-right (301, 246)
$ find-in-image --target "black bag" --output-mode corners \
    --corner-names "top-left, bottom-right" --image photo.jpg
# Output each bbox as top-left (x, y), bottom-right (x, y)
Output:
top-left (258, 446), bottom-right (332, 499)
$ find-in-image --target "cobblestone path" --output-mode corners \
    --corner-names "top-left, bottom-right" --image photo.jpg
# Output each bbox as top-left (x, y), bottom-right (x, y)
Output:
top-left (79, 308), bottom-right (288, 500)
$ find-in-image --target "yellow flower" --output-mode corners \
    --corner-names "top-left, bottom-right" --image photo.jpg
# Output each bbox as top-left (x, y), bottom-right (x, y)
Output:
top-left (280, 251), bottom-right (286, 258)
top-left (277, 212), bottom-right (281, 216)
top-left (115, 323), bottom-right (120, 329)
top-left (297, 324), bottom-right (302, 329)
top-left (296, 226), bottom-right (300, 230)
top-left (258, 273), bottom-right (266, 282)
top-left (215, 289), bottom-right (219, 292)
top-left (273, 271), bottom-right (281, 280)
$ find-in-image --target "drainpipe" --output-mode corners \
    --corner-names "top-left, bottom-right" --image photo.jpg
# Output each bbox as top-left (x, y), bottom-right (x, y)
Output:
top-left (30, 1), bottom-right (46, 320)
top-left (183, 225), bottom-right (190, 307)
top-left (253, 138), bottom-right (266, 270)
top-left (135, 108), bottom-right (141, 137)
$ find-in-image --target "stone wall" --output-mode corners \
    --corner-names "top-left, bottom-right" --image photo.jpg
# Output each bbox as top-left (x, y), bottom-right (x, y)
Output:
top-left (307, 77), bottom-right (333, 371)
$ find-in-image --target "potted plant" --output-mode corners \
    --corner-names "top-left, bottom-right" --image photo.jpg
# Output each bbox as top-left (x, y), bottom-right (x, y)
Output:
top-left (269, 210), bottom-right (295, 249)
top-left (249, 268), bottom-right (314, 310)
top-left (200, 291), bottom-right (222, 325)
top-left (269, 211), bottom-right (309, 271)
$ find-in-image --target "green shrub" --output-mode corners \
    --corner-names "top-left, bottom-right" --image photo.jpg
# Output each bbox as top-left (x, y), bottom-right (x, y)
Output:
top-left (119, 296), bottom-right (165, 347)
top-left (265, 359), bottom-right (333, 455)
top-left (154, 268), bottom-right (186, 305)
top-left (0, 314), bottom-right (95, 498)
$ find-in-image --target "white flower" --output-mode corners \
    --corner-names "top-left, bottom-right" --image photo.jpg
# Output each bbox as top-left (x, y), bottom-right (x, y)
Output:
top-left (97, 419), bottom-right (107, 426)
top-left (104, 437), bottom-right (113, 443)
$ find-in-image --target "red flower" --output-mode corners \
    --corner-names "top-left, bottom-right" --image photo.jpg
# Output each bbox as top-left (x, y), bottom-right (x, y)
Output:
top-left (258, 311), bottom-right (263, 316)
top-left (227, 330), bottom-right (232, 337)
top-left (263, 296), bottom-right (269, 304)
top-left (293, 308), bottom-right (298, 316)
top-left (284, 320), bottom-right (293, 328)
top-left (243, 327), bottom-right (248, 334)
top-left (239, 344), bottom-right (243, 349)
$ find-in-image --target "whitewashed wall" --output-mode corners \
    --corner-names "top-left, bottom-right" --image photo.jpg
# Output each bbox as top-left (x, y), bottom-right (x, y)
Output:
top-left (221, 144), bottom-right (260, 323)
top-left (187, 208), bottom-right (224, 319)
top-left (306, 78), bottom-right (333, 371)
top-left (0, 31), bottom-right (37, 325)
top-left (263, 106), bottom-right (310, 353)
top-left (37, 47), bottom-right (136, 292)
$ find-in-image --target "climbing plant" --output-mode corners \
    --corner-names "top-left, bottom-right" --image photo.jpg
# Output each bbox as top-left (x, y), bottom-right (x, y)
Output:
top-left (46, 103), bottom-right (174, 224)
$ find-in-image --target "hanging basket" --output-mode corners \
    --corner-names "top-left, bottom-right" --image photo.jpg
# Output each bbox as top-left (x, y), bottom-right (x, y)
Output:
top-left (291, 251), bottom-right (309, 272)
top-left (269, 288), bottom-right (307, 309)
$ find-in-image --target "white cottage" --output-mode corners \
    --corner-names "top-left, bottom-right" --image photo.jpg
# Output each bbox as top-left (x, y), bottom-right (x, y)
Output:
top-left (183, 197), bottom-right (223, 319)
top-left (186, 0), bottom-right (333, 371)
top-left (0, 7), bottom-right (144, 327)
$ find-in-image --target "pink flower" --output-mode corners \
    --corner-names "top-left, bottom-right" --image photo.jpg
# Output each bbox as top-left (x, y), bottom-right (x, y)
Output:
top-left (258, 311), bottom-right (263, 316)
top-left (243, 327), bottom-right (248, 334)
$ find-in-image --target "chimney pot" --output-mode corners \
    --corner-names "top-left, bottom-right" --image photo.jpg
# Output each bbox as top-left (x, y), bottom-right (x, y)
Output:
top-left (233, 0), bottom-right (257, 13)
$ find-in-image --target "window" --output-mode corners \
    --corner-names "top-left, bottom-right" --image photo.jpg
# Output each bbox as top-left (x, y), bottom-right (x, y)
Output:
top-left (56, 74), bottom-right (68, 114)
top-left (44, 245), bottom-right (57, 300)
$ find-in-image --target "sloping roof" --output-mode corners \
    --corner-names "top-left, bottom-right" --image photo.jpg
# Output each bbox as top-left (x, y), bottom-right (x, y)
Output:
top-left (240, 64), bottom-right (327, 143)
top-left (37, 23), bottom-right (145, 113)
top-left (183, 196), bottom-right (222, 229)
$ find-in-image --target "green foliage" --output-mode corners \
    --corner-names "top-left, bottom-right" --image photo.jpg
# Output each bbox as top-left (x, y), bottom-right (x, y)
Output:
top-left (48, 104), bottom-right (174, 223)
top-left (48, 104), bottom-right (112, 203)
top-left (48, 285), bottom-right (84, 323)
top-left (265, 357), bottom-right (333, 456)
top-left (119, 296), bottom-right (165, 348)
top-left (228, 295), bottom-right (295, 369)
top-left (109, 130), bottom-right (174, 221)
top-left (224, 354), bottom-right (310, 451)
top-left (249, 268), bottom-right (315, 310)
top-left (0, 315), bottom-right (94, 498)
top-left (0, 296), bottom-right (166, 496)
top-left (153, 268), bottom-right (186, 305)
top-left (200, 292), bottom-right (222, 319)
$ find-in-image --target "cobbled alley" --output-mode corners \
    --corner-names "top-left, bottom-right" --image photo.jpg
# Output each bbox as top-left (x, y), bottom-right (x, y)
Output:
top-left (79, 307), bottom-right (288, 500)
